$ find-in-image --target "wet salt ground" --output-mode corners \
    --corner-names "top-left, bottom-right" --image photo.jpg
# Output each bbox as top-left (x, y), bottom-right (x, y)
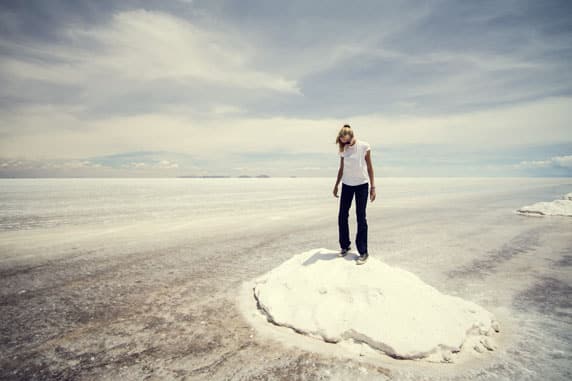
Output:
top-left (0, 177), bottom-right (571, 380)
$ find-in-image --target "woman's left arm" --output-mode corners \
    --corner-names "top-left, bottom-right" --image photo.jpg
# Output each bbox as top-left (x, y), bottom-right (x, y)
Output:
top-left (365, 150), bottom-right (376, 202)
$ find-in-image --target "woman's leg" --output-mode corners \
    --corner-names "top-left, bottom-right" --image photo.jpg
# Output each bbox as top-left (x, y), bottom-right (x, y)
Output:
top-left (355, 182), bottom-right (369, 255)
top-left (338, 183), bottom-right (354, 250)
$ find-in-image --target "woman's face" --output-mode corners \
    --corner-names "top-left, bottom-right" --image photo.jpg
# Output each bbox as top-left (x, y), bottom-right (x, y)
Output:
top-left (341, 135), bottom-right (352, 144)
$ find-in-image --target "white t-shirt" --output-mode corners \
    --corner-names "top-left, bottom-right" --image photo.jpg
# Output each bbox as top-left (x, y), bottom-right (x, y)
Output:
top-left (339, 139), bottom-right (371, 186)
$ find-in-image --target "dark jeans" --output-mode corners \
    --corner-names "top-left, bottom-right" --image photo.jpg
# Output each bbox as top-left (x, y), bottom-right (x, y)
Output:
top-left (338, 182), bottom-right (369, 255)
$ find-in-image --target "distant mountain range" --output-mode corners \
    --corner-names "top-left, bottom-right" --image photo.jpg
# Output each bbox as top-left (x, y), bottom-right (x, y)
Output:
top-left (177, 174), bottom-right (272, 178)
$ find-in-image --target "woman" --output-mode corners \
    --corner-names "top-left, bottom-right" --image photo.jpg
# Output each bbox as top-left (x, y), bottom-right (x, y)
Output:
top-left (333, 124), bottom-right (376, 265)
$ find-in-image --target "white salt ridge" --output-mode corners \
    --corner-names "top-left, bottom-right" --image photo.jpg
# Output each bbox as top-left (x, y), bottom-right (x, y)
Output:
top-left (252, 248), bottom-right (500, 363)
top-left (516, 192), bottom-right (572, 217)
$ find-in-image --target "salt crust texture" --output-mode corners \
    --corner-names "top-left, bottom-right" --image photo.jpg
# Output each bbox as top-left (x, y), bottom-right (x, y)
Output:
top-left (516, 192), bottom-right (572, 217)
top-left (252, 248), bottom-right (501, 363)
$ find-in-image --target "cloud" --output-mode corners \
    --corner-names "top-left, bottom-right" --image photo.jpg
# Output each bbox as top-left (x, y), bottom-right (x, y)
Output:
top-left (1, 1), bottom-right (571, 177)
top-left (0, 8), bottom-right (300, 115)
top-left (553, 155), bottom-right (572, 168)
top-left (1, 96), bottom-right (570, 165)
top-left (351, 96), bottom-right (572, 146)
top-left (121, 160), bottom-right (179, 170)
top-left (0, 152), bottom-right (185, 177)
top-left (515, 155), bottom-right (572, 169)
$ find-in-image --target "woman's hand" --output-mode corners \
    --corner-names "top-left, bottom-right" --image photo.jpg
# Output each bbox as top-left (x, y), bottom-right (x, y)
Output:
top-left (333, 185), bottom-right (339, 198)
top-left (370, 187), bottom-right (376, 202)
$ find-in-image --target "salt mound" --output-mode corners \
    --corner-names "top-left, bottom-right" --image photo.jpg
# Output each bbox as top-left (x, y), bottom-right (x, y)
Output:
top-left (516, 192), bottom-right (572, 216)
top-left (251, 248), bottom-right (500, 363)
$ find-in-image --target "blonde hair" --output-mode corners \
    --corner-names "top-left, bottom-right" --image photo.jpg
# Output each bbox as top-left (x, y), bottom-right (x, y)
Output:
top-left (335, 124), bottom-right (354, 153)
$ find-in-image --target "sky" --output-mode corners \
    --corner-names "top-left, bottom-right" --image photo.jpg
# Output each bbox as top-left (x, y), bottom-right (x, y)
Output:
top-left (0, 0), bottom-right (571, 177)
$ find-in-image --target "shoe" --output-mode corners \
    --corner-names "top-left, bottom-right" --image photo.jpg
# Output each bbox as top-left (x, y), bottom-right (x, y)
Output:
top-left (356, 253), bottom-right (369, 265)
top-left (338, 246), bottom-right (351, 257)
